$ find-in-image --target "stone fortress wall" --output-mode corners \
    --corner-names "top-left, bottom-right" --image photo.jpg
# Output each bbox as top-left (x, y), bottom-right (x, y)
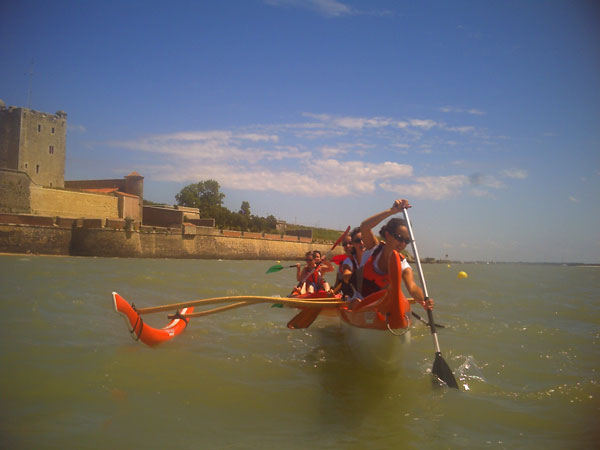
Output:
top-left (0, 213), bottom-right (330, 260)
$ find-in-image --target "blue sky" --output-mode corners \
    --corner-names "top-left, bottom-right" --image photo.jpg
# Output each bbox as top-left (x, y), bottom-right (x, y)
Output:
top-left (2, 0), bottom-right (599, 263)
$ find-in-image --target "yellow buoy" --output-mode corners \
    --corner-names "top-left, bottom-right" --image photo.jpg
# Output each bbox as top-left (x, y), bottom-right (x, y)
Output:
top-left (458, 271), bottom-right (468, 279)
top-left (447, 264), bottom-right (451, 268)
top-left (277, 261), bottom-right (281, 264)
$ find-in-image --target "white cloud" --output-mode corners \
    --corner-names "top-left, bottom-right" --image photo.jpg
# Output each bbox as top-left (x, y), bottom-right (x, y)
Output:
top-left (569, 196), bottom-right (579, 203)
top-left (108, 112), bottom-right (510, 199)
top-left (303, 113), bottom-right (441, 132)
top-left (264, 0), bottom-right (390, 17)
top-left (469, 173), bottom-right (505, 189)
top-left (409, 119), bottom-right (437, 130)
top-left (141, 159), bottom-right (413, 197)
top-left (320, 146), bottom-right (347, 158)
top-left (439, 106), bottom-right (485, 115)
top-left (303, 113), bottom-right (394, 130)
top-left (502, 168), bottom-right (528, 179)
top-left (380, 175), bottom-right (469, 200)
top-left (238, 133), bottom-right (279, 142)
top-left (443, 125), bottom-right (476, 134)
top-left (67, 124), bottom-right (87, 133)
top-left (470, 188), bottom-right (495, 198)
top-left (264, 0), bottom-right (353, 17)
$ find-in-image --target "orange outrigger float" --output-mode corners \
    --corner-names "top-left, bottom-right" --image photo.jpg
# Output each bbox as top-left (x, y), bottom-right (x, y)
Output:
top-left (113, 292), bottom-right (194, 347)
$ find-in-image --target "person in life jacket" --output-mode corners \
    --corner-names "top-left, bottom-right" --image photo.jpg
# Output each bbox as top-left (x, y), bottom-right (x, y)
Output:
top-left (295, 250), bottom-right (333, 294)
top-left (333, 227), bottom-right (365, 300)
top-left (356, 199), bottom-right (434, 311)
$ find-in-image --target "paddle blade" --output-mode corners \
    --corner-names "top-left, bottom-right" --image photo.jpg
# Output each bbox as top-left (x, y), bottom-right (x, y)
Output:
top-left (432, 352), bottom-right (459, 389)
top-left (331, 226), bottom-right (351, 250)
top-left (287, 308), bottom-right (322, 329)
top-left (266, 264), bottom-right (284, 274)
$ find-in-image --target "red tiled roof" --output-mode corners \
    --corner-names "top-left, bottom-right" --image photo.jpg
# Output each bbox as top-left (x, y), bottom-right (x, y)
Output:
top-left (114, 191), bottom-right (139, 198)
top-left (82, 188), bottom-right (119, 194)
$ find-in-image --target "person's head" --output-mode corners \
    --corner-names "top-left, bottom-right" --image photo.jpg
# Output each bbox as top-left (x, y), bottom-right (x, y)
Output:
top-left (312, 250), bottom-right (322, 263)
top-left (379, 218), bottom-right (411, 251)
top-left (342, 233), bottom-right (353, 255)
top-left (305, 251), bottom-right (315, 267)
top-left (349, 227), bottom-right (364, 254)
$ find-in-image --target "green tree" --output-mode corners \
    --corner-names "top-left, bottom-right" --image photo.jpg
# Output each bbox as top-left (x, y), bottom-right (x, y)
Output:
top-left (172, 180), bottom-right (279, 233)
top-left (175, 180), bottom-right (225, 217)
top-left (239, 201), bottom-right (251, 216)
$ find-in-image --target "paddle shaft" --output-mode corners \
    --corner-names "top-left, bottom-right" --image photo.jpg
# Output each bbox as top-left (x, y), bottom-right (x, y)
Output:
top-left (412, 311), bottom-right (445, 328)
top-left (402, 209), bottom-right (439, 344)
top-left (404, 208), bottom-right (458, 389)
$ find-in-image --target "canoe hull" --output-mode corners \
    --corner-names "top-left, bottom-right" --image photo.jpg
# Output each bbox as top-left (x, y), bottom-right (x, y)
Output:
top-left (337, 250), bottom-right (412, 368)
top-left (341, 320), bottom-right (410, 371)
top-left (338, 250), bottom-right (411, 330)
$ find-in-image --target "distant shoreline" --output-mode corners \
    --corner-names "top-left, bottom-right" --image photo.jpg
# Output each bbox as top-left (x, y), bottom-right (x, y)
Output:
top-left (1, 252), bottom-right (596, 266)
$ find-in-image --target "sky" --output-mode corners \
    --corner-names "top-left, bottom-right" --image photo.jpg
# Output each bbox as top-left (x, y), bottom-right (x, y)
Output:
top-left (1, 0), bottom-right (599, 263)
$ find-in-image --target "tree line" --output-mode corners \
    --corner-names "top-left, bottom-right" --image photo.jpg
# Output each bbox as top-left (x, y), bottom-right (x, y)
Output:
top-left (175, 180), bottom-right (278, 233)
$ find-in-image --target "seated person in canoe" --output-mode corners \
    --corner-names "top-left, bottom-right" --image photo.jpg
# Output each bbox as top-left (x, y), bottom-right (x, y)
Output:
top-left (294, 250), bottom-right (334, 294)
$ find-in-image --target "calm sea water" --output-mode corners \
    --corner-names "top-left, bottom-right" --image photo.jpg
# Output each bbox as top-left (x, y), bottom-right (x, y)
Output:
top-left (0, 255), bottom-right (598, 449)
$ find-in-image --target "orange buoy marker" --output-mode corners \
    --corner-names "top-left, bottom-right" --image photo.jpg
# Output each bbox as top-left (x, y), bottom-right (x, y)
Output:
top-left (458, 271), bottom-right (468, 279)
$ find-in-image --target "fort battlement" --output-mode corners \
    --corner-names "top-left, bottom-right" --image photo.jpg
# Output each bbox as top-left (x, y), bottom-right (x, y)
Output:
top-left (0, 213), bottom-right (327, 260)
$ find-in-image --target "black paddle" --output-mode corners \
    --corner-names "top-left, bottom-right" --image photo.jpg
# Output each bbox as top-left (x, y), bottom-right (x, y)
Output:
top-left (403, 208), bottom-right (459, 389)
top-left (411, 311), bottom-right (445, 329)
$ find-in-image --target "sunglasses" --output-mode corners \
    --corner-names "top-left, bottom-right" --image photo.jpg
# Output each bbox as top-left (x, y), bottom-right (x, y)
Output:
top-left (391, 233), bottom-right (411, 245)
top-left (342, 242), bottom-right (352, 247)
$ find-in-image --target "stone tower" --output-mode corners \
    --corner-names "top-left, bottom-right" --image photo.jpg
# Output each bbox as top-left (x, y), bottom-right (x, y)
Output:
top-left (0, 102), bottom-right (67, 187)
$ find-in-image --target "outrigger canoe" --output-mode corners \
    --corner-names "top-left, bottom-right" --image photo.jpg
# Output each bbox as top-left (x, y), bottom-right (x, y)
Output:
top-left (112, 250), bottom-right (411, 364)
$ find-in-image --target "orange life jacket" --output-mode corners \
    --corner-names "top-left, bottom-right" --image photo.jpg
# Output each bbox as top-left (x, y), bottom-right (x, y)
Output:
top-left (302, 264), bottom-right (325, 291)
top-left (360, 244), bottom-right (405, 297)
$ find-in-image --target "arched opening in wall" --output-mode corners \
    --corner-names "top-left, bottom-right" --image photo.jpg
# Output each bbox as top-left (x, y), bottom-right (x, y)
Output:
top-left (36, 165), bottom-right (40, 174)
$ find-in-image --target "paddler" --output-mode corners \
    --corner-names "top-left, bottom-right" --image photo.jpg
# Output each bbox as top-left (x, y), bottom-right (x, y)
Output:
top-left (357, 199), bottom-right (433, 311)
top-left (333, 227), bottom-right (365, 299)
top-left (294, 250), bottom-right (334, 294)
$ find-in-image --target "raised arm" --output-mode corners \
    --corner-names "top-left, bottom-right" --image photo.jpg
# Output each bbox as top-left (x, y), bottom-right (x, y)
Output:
top-left (319, 258), bottom-right (334, 274)
top-left (296, 263), bottom-right (303, 282)
top-left (360, 199), bottom-right (411, 250)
